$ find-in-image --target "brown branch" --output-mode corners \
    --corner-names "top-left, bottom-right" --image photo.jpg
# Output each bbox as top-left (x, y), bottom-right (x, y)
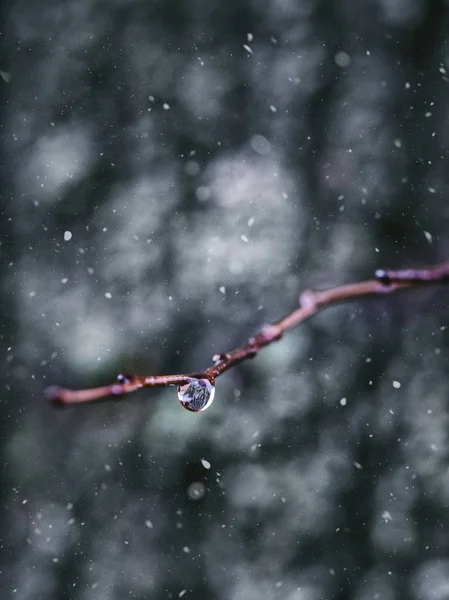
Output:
top-left (46, 261), bottom-right (449, 411)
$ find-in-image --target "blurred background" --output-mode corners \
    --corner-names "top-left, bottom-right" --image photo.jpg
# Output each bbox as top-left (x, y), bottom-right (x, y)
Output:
top-left (2, 0), bottom-right (449, 598)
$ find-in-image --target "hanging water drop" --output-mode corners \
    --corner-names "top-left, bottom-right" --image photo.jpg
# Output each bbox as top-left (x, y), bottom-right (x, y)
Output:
top-left (177, 378), bottom-right (215, 412)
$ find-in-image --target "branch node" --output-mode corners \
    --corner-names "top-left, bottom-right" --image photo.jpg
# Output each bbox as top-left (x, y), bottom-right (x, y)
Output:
top-left (212, 352), bottom-right (230, 363)
top-left (261, 324), bottom-right (283, 342)
top-left (299, 290), bottom-right (317, 309)
top-left (374, 269), bottom-right (391, 285)
top-left (117, 373), bottom-right (133, 384)
top-left (110, 384), bottom-right (126, 396)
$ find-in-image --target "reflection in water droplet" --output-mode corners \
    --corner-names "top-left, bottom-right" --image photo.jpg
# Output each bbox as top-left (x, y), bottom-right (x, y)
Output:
top-left (177, 378), bottom-right (215, 412)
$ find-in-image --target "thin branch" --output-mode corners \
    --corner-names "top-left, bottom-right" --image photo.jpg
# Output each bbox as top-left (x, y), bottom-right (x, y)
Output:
top-left (46, 261), bottom-right (449, 410)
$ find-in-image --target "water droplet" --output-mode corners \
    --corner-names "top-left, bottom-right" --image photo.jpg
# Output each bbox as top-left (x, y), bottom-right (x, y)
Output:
top-left (177, 378), bottom-right (215, 412)
top-left (0, 70), bottom-right (12, 83)
top-left (187, 481), bottom-right (206, 500)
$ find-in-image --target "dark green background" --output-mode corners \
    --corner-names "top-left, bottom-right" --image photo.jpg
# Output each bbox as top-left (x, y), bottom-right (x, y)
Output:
top-left (2, 1), bottom-right (449, 599)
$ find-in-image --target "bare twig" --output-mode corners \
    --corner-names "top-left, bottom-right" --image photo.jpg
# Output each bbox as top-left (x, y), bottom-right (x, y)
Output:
top-left (46, 261), bottom-right (449, 411)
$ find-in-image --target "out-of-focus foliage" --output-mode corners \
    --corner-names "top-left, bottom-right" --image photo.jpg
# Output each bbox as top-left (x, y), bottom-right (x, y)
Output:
top-left (2, 0), bottom-right (449, 598)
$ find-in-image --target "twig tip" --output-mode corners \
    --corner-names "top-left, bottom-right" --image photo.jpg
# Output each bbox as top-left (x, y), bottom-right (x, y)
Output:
top-left (45, 385), bottom-right (67, 407)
